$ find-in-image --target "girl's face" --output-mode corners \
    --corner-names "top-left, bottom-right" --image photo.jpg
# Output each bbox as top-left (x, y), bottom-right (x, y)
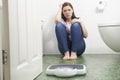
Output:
top-left (62, 6), bottom-right (73, 20)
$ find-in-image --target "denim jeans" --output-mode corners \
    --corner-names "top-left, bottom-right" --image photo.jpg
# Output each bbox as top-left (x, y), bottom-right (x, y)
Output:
top-left (55, 22), bottom-right (86, 56)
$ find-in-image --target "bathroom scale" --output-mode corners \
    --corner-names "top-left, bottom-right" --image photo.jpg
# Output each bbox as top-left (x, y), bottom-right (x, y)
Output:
top-left (46, 64), bottom-right (87, 77)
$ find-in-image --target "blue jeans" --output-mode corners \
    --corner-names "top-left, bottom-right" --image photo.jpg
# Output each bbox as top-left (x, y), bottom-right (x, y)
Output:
top-left (55, 22), bottom-right (86, 56)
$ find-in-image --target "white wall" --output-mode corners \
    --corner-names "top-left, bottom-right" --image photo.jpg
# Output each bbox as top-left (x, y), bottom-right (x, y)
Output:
top-left (39, 0), bottom-right (120, 54)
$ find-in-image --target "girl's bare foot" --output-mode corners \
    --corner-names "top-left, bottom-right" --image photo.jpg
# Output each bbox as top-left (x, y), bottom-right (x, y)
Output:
top-left (63, 51), bottom-right (70, 60)
top-left (70, 52), bottom-right (77, 60)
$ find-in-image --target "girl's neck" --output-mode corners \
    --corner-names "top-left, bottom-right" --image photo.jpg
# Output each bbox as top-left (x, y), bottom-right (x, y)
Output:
top-left (66, 18), bottom-right (71, 23)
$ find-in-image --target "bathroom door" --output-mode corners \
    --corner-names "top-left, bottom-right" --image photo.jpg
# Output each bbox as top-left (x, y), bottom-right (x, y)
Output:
top-left (3, 0), bottom-right (43, 80)
top-left (0, 32), bottom-right (3, 80)
top-left (0, 39), bottom-right (3, 80)
top-left (0, 14), bottom-right (3, 80)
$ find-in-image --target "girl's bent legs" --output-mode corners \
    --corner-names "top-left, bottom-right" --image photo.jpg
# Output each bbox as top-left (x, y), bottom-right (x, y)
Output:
top-left (55, 22), bottom-right (70, 60)
top-left (70, 22), bottom-right (86, 59)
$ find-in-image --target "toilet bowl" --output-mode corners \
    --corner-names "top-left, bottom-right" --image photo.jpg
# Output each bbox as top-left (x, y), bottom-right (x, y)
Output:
top-left (98, 24), bottom-right (120, 52)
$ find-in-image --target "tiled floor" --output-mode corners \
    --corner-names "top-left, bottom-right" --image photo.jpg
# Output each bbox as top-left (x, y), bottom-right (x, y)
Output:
top-left (35, 54), bottom-right (120, 80)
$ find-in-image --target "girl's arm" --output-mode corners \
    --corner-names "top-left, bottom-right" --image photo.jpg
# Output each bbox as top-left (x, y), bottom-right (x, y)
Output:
top-left (55, 4), bottom-right (62, 23)
top-left (80, 20), bottom-right (88, 38)
top-left (71, 18), bottom-right (88, 38)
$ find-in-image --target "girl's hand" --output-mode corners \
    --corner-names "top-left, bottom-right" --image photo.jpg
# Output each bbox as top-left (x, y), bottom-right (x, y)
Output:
top-left (71, 18), bottom-right (80, 24)
top-left (59, 4), bottom-right (63, 9)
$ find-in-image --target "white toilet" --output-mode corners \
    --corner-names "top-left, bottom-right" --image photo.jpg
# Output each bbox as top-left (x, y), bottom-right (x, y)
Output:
top-left (98, 24), bottom-right (120, 52)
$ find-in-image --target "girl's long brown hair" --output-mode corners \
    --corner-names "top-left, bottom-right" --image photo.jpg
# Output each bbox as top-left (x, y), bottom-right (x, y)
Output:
top-left (62, 2), bottom-right (78, 21)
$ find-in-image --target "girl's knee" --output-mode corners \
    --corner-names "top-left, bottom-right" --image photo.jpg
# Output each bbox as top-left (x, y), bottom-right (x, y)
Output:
top-left (56, 22), bottom-right (64, 29)
top-left (71, 22), bottom-right (81, 29)
top-left (72, 22), bottom-right (80, 26)
top-left (55, 22), bottom-right (65, 30)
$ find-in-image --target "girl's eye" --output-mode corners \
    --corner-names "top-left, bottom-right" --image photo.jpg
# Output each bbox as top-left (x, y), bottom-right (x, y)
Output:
top-left (63, 10), bottom-right (67, 12)
top-left (68, 9), bottom-right (71, 11)
top-left (63, 9), bottom-right (71, 12)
